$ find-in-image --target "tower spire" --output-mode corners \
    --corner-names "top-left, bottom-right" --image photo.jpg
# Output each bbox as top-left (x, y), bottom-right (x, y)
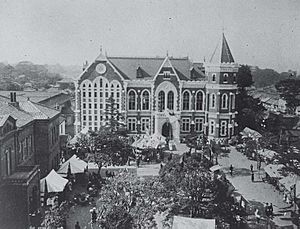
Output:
top-left (209, 33), bottom-right (235, 64)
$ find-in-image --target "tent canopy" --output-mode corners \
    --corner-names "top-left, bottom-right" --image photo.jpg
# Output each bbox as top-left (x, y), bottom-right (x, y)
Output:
top-left (264, 164), bottom-right (285, 178)
top-left (58, 154), bottom-right (87, 175)
top-left (40, 169), bottom-right (68, 193)
top-left (241, 127), bottom-right (262, 139)
top-left (210, 164), bottom-right (223, 172)
top-left (87, 162), bottom-right (99, 173)
top-left (172, 216), bottom-right (215, 229)
top-left (257, 149), bottom-right (277, 159)
top-left (132, 133), bottom-right (166, 149)
top-left (279, 174), bottom-right (300, 189)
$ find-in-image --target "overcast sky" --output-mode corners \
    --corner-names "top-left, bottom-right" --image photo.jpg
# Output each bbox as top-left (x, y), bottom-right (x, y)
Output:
top-left (0, 0), bottom-right (299, 72)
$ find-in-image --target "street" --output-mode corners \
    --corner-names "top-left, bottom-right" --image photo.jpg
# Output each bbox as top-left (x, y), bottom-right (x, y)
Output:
top-left (219, 146), bottom-right (296, 228)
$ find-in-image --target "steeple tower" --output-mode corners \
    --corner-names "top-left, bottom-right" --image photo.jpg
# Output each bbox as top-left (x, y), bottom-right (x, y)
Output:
top-left (204, 33), bottom-right (239, 142)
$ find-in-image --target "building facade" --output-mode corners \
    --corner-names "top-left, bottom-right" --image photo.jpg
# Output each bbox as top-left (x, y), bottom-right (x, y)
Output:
top-left (74, 34), bottom-right (239, 142)
top-left (0, 92), bottom-right (62, 228)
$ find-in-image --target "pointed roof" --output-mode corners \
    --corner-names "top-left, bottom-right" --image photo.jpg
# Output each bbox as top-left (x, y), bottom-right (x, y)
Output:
top-left (95, 46), bottom-right (107, 62)
top-left (40, 169), bottom-right (69, 193)
top-left (210, 33), bottom-right (235, 64)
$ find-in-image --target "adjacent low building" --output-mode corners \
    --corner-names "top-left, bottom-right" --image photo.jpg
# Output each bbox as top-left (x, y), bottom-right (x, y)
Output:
top-left (0, 92), bottom-right (61, 228)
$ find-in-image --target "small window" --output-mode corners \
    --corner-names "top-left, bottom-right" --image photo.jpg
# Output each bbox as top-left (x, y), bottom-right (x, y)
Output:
top-left (195, 118), bottom-right (204, 132)
top-left (223, 73), bottom-right (228, 83)
top-left (233, 73), bottom-right (237, 83)
top-left (212, 73), bottom-right (216, 82)
top-left (210, 94), bottom-right (216, 108)
top-left (163, 71), bottom-right (171, 79)
top-left (210, 120), bottom-right (215, 135)
top-left (220, 121), bottom-right (227, 136)
top-left (128, 118), bottom-right (136, 131)
top-left (181, 118), bottom-right (190, 132)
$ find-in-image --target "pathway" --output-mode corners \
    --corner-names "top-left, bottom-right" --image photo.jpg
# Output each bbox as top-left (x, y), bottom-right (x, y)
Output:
top-left (219, 146), bottom-right (296, 228)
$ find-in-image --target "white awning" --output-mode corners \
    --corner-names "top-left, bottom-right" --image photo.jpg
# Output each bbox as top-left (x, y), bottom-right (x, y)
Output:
top-left (40, 169), bottom-right (68, 193)
top-left (58, 154), bottom-right (87, 175)
top-left (172, 216), bottom-right (215, 229)
top-left (210, 164), bottom-right (223, 172)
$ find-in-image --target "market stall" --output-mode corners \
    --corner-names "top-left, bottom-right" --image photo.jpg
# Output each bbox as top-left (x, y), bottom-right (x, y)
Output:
top-left (58, 155), bottom-right (88, 183)
top-left (40, 169), bottom-right (69, 206)
top-left (264, 164), bottom-right (285, 185)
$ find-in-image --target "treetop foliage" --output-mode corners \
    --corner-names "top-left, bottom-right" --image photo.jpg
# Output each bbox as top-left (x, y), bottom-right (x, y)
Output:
top-left (0, 62), bottom-right (63, 90)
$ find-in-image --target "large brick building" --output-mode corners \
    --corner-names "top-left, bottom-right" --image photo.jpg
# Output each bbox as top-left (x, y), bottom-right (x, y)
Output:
top-left (0, 92), bottom-right (61, 228)
top-left (74, 34), bottom-right (239, 142)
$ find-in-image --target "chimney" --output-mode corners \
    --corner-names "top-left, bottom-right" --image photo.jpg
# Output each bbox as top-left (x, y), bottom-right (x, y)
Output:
top-left (9, 92), bottom-right (19, 108)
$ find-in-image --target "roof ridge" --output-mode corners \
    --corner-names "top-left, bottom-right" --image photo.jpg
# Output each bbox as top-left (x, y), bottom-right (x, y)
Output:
top-left (108, 56), bottom-right (189, 60)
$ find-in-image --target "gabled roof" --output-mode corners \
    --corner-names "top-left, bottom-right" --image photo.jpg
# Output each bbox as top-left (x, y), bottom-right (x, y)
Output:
top-left (19, 101), bottom-right (60, 119)
top-left (107, 56), bottom-right (193, 80)
top-left (0, 100), bottom-right (34, 127)
top-left (0, 114), bottom-right (10, 127)
top-left (210, 33), bottom-right (235, 64)
top-left (0, 91), bottom-right (66, 103)
top-left (0, 95), bottom-right (60, 127)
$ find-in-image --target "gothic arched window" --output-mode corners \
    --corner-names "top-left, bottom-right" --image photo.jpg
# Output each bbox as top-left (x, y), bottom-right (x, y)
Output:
top-left (195, 91), bottom-right (204, 110)
top-left (221, 93), bottom-right (228, 109)
top-left (167, 91), bottom-right (174, 110)
top-left (182, 91), bottom-right (190, 110)
top-left (142, 90), bottom-right (150, 110)
top-left (128, 90), bottom-right (136, 110)
top-left (158, 91), bottom-right (165, 112)
top-left (211, 93), bottom-right (216, 108)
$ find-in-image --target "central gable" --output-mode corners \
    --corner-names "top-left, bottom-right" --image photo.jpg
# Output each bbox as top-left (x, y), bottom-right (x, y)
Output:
top-left (79, 60), bottom-right (124, 85)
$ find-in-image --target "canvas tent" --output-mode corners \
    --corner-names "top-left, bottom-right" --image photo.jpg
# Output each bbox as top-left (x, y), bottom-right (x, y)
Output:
top-left (210, 164), bottom-right (223, 172)
top-left (132, 133), bottom-right (165, 149)
top-left (40, 169), bottom-right (69, 193)
top-left (241, 127), bottom-right (262, 139)
top-left (257, 149), bottom-right (277, 159)
top-left (172, 216), bottom-right (215, 229)
top-left (264, 164), bottom-right (285, 179)
top-left (279, 174), bottom-right (300, 195)
top-left (87, 162), bottom-right (99, 173)
top-left (57, 154), bottom-right (87, 175)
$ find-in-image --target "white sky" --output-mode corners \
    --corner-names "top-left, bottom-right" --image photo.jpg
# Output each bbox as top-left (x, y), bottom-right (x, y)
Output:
top-left (0, 0), bottom-right (299, 72)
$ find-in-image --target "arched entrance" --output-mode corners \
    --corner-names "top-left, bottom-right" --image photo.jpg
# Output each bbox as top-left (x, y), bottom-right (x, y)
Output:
top-left (162, 122), bottom-right (173, 139)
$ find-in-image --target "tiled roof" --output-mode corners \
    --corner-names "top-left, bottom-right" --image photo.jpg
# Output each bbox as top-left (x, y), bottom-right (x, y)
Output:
top-left (210, 33), bottom-right (235, 64)
top-left (0, 95), bottom-right (60, 127)
top-left (0, 114), bottom-right (10, 127)
top-left (0, 100), bottom-right (34, 127)
top-left (108, 56), bottom-right (193, 80)
top-left (19, 101), bottom-right (60, 119)
top-left (0, 91), bottom-right (64, 103)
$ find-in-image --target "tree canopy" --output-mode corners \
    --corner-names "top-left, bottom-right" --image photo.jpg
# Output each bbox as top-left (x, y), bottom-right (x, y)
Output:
top-left (237, 65), bottom-right (253, 88)
top-left (0, 62), bottom-right (63, 90)
top-left (275, 78), bottom-right (300, 114)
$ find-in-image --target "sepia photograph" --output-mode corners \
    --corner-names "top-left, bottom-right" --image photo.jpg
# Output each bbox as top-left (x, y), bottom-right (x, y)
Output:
top-left (0, 0), bottom-right (299, 228)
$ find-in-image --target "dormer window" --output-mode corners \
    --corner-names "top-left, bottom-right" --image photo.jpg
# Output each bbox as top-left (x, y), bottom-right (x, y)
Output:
top-left (212, 73), bottom-right (216, 82)
top-left (163, 71), bottom-right (170, 79)
top-left (223, 73), bottom-right (228, 83)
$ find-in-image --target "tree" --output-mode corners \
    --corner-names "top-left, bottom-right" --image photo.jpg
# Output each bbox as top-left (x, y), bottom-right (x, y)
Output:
top-left (97, 173), bottom-right (174, 229)
top-left (104, 96), bottom-right (127, 135)
top-left (236, 65), bottom-right (267, 132)
top-left (237, 65), bottom-right (253, 89)
top-left (42, 201), bottom-right (69, 229)
top-left (275, 78), bottom-right (300, 114)
top-left (83, 129), bottom-right (134, 171)
top-left (160, 153), bottom-right (236, 225)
